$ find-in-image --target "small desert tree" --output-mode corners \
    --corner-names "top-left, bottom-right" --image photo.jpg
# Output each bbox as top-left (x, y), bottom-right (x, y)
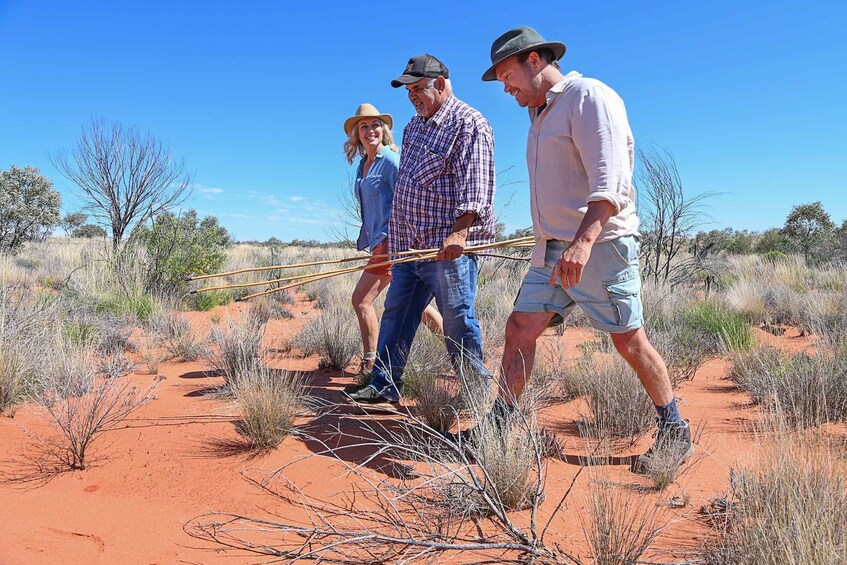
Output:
top-left (781, 201), bottom-right (835, 263)
top-left (132, 209), bottom-right (231, 295)
top-left (0, 166), bottom-right (61, 252)
top-left (636, 147), bottom-right (712, 286)
top-left (52, 118), bottom-right (192, 251)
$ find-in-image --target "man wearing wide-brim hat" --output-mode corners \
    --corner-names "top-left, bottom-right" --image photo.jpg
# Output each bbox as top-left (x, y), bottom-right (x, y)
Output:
top-left (471, 26), bottom-right (694, 475)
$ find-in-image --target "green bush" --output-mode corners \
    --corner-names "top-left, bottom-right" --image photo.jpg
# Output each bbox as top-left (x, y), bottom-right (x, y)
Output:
top-left (762, 250), bottom-right (788, 264)
top-left (683, 301), bottom-right (754, 353)
top-left (132, 209), bottom-right (231, 296)
top-left (95, 293), bottom-right (154, 321)
top-left (191, 290), bottom-right (232, 311)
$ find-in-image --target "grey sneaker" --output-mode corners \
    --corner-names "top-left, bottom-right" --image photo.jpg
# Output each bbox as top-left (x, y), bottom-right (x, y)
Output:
top-left (631, 419), bottom-right (694, 475)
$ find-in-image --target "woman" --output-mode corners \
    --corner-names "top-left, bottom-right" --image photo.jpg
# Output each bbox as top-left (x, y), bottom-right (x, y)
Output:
top-left (343, 103), bottom-right (442, 374)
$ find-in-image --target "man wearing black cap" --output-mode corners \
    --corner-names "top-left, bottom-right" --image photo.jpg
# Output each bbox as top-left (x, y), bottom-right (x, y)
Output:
top-left (345, 54), bottom-right (496, 407)
top-left (474, 27), bottom-right (693, 474)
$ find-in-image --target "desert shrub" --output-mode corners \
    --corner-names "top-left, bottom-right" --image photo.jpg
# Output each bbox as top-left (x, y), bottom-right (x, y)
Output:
top-left (94, 291), bottom-right (155, 321)
top-left (292, 305), bottom-right (358, 371)
top-left (149, 311), bottom-right (205, 362)
top-left (232, 362), bottom-right (308, 450)
top-left (206, 314), bottom-right (265, 385)
top-left (761, 249), bottom-right (788, 264)
top-left (705, 440), bottom-right (847, 564)
top-left (731, 345), bottom-right (847, 427)
top-left (796, 289), bottom-right (847, 346)
top-left (190, 289), bottom-right (232, 312)
top-left (683, 301), bottom-right (754, 353)
top-left (583, 480), bottom-right (664, 564)
top-left (32, 354), bottom-right (153, 469)
top-left (0, 283), bottom-right (57, 411)
top-left (248, 295), bottom-right (294, 324)
top-left (132, 209), bottom-right (231, 296)
top-left (95, 353), bottom-right (135, 380)
top-left (529, 342), bottom-right (580, 403)
top-left (571, 354), bottom-right (655, 438)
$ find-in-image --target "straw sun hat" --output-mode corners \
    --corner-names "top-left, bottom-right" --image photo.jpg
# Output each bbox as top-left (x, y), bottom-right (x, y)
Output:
top-left (343, 103), bottom-right (394, 135)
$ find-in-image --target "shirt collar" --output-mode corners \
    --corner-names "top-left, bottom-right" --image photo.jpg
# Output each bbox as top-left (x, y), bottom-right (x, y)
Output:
top-left (426, 94), bottom-right (457, 126)
top-left (546, 71), bottom-right (582, 102)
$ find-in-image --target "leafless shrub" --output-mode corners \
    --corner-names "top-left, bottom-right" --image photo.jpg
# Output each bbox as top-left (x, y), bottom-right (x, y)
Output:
top-left (231, 361), bottom-right (309, 451)
top-left (571, 354), bottom-right (655, 438)
top-left (137, 336), bottom-right (163, 374)
top-left (582, 478), bottom-right (665, 564)
top-left (30, 343), bottom-right (154, 470)
top-left (149, 310), bottom-right (205, 362)
top-left (292, 305), bottom-right (358, 370)
top-left (731, 345), bottom-right (847, 427)
top-left (95, 353), bottom-right (135, 380)
top-left (185, 393), bottom-right (581, 563)
top-left (95, 322), bottom-right (136, 356)
top-left (703, 437), bottom-right (847, 564)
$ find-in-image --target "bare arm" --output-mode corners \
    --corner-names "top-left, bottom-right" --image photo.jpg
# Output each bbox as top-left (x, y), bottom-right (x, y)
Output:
top-left (549, 200), bottom-right (616, 288)
top-left (439, 212), bottom-right (477, 260)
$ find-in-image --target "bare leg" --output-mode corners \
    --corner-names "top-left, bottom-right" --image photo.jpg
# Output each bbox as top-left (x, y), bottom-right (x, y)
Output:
top-left (499, 311), bottom-right (555, 405)
top-left (420, 303), bottom-right (443, 336)
top-left (352, 271), bottom-right (391, 371)
top-left (610, 327), bottom-right (674, 406)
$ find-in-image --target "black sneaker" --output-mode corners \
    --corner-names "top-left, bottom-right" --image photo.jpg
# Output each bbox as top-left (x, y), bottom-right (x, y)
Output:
top-left (343, 385), bottom-right (399, 407)
top-left (631, 419), bottom-right (694, 475)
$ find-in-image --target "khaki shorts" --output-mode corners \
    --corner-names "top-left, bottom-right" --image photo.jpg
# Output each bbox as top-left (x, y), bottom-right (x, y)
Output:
top-left (513, 237), bottom-right (643, 333)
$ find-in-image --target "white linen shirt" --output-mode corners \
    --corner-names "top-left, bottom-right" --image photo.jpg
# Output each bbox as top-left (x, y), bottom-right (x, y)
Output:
top-left (527, 71), bottom-right (640, 267)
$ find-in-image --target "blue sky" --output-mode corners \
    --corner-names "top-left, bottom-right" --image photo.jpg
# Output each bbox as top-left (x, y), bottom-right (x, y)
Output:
top-left (2, 0), bottom-right (845, 242)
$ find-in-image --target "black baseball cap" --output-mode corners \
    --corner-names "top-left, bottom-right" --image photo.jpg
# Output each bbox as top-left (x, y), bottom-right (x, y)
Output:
top-left (391, 54), bottom-right (450, 88)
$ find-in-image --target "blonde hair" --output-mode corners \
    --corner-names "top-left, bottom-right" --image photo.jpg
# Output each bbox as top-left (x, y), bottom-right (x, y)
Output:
top-left (343, 118), bottom-right (398, 165)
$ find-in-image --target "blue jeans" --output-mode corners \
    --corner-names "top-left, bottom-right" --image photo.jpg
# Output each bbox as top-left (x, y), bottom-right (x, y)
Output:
top-left (368, 255), bottom-right (487, 401)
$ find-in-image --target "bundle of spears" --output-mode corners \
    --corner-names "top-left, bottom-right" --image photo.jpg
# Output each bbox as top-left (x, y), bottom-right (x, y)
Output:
top-left (185, 236), bottom-right (534, 301)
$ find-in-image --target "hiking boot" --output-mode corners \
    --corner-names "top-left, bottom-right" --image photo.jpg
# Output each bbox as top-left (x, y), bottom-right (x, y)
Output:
top-left (343, 371), bottom-right (373, 394)
top-left (343, 385), bottom-right (399, 408)
top-left (631, 419), bottom-right (694, 475)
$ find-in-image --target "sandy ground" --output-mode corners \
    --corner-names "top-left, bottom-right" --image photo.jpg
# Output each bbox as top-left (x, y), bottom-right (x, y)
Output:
top-left (0, 299), bottom-right (821, 564)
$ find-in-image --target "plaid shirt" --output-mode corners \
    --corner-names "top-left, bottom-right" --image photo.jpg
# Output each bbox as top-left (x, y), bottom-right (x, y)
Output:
top-left (389, 95), bottom-right (496, 255)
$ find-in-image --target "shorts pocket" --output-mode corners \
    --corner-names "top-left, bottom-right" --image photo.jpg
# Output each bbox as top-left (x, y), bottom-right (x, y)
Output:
top-left (606, 236), bottom-right (638, 269)
top-left (605, 274), bottom-right (642, 327)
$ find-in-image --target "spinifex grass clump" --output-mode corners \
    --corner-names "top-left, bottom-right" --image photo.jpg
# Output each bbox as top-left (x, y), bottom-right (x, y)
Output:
top-left (571, 355), bottom-right (654, 438)
top-left (731, 345), bottom-right (847, 427)
top-left (292, 305), bottom-right (359, 371)
top-left (207, 313), bottom-right (265, 386)
top-left (683, 301), bottom-right (755, 353)
top-left (705, 438), bottom-right (847, 564)
top-left (149, 310), bottom-right (206, 362)
top-left (231, 360), bottom-right (308, 451)
top-left (583, 479), bottom-right (664, 564)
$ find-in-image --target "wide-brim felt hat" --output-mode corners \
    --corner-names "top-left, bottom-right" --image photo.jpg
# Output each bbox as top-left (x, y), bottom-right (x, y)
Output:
top-left (344, 103), bottom-right (394, 135)
top-left (482, 26), bottom-right (566, 81)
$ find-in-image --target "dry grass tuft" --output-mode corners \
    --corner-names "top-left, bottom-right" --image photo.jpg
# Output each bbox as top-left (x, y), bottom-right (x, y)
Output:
top-left (232, 361), bottom-right (309, 451)
top-left (583, 478), bottom-right (664, 564)
top-left (571, 354), bottom-right (655, 438)
top-left (149, 311), bottom-right (206, 362)
top-left (704, 437), bottom-right (847, 564)
top-left (206, 313), bottom-right (265, 385)
top-left (731, 345), bottom-right (847, 427)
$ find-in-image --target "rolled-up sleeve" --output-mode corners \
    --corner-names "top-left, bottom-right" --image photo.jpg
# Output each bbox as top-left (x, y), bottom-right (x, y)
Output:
top-left (571, 83), bottom-right (634, 214)
top-left (451, 124), bottom-right (496, 220)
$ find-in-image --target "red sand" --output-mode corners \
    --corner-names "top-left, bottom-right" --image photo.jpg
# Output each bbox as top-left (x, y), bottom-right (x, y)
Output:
top-left (0, 306), bottom-right (821, 563)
